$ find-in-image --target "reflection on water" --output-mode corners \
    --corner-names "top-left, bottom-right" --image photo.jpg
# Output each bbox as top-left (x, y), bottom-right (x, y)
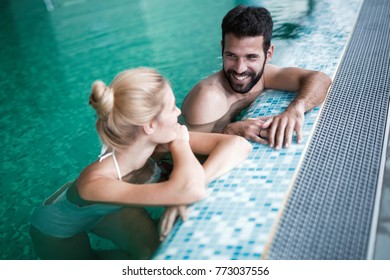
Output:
top-left (243, 0), bottom-right (315, 39)
top-left (43, 0), bottom-right (54, 11)
top-left (267, 0), bottom-right (314, 39)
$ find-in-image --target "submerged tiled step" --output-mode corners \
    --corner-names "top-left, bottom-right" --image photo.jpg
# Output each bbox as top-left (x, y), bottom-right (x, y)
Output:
top-left (266, 0), bottom-right (390, 260)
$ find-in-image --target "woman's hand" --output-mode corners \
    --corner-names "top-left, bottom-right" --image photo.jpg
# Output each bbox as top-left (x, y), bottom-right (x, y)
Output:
top-left (170, 124), bottom-right (190, 146)
top-left (153, 125), bottom-right (190, 157)
top-left (155, 124), bottom-right (190, 153)
top-left (159, 205), bottom-right (188, 241)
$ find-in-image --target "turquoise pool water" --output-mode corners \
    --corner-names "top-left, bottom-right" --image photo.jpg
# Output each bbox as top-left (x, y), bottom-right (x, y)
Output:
top-left (1, 0), bottom-right (232, 259)
top-left (2, 0), bottom-right (386, 260)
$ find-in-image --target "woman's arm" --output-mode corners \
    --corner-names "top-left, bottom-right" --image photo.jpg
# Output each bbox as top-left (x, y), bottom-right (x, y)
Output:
top-left (189, 131), bottom-right (252, 183)
top-left (77, 126), bottom-right (206, 206)
top-left (159, 132), bottom-right (252, 240)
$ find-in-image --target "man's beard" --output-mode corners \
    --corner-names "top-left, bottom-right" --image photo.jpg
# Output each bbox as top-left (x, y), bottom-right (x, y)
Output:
top-left (223, 61), bottom-right (266, 94)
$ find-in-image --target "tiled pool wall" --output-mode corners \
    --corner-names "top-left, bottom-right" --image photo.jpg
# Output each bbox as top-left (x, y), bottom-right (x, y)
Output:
top-left (153, 0), bottom-right (363, 260)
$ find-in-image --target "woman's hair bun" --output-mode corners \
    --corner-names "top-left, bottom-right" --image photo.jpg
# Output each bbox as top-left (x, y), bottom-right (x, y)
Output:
top-left (89, 80), bottom-right (114, 118)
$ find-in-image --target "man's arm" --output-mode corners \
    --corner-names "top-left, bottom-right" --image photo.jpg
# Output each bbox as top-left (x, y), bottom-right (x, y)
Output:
top-left (181, 83), bottom-right (228, 133)
top-left (221, 117), bottom-right (271, 144)
top-left (183, 86), bottom-right (270, 142)
top-left (262, 64), bottom-right (332, 149)
top-left (182, 75), bottom-right (280, 144)
top-left (184, 121), bottom-right (218, 133)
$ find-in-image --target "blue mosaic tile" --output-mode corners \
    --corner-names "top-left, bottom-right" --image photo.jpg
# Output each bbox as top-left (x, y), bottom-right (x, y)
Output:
top-left (153, 0), bottom-right (363, 260)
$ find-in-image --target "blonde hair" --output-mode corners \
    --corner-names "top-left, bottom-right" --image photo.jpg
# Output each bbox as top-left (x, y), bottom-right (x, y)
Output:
top-left (89, 67), bottom-right (167, 151)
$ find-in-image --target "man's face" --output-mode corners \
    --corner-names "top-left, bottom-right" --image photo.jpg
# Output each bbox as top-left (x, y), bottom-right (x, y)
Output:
top-left (222, 34), bottom-right (267, 94)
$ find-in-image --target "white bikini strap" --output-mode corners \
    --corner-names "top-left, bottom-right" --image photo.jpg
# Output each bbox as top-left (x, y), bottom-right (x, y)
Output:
top-left (98, 150), bottom-right (122, 181)
top-left (111, 152), bottom-right (122, 181)
top-left (98, 152), bottom-right (112, 161)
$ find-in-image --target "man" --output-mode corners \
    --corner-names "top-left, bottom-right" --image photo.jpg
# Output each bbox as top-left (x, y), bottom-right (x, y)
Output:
top-left (181, 5), bottom-right (332, 150)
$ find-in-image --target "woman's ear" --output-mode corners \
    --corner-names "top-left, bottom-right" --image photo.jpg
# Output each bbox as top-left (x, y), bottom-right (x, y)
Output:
top-left (142, 121), bottom-right (155, 135)
top-left (266, 44), bottom-right (274, 63)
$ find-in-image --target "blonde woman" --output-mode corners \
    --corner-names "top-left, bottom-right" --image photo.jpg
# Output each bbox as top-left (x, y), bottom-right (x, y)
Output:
top-left (30, 67), bottom-right (252, 259)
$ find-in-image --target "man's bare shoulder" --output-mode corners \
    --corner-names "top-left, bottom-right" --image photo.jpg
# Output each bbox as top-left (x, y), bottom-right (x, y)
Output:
top-left (184, 72), bottom-right (227, 104)
top-left (182, 72), bottom-right (229, 125)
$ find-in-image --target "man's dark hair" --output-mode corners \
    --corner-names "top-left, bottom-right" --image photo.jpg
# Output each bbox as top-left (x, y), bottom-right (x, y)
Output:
top-left (221, 5), bottom-right (273, 54)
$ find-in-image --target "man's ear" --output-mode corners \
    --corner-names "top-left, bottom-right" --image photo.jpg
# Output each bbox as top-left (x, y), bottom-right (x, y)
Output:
top-left (142, 121), bottom-right (155, 135)
top-left (266, 44), bottom-right (274, 63)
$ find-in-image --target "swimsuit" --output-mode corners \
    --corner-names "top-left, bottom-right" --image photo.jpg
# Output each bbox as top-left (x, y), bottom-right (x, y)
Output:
top-left (30, 150), bottom-right (165, 238)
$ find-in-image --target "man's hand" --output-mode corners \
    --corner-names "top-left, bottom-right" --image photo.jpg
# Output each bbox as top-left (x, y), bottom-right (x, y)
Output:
top-left (264, 100), bottom-right (305, 149)
top-left (222, 116), bottom-right (272, 144)
top-left (159, 206), bottom-right (187, 241)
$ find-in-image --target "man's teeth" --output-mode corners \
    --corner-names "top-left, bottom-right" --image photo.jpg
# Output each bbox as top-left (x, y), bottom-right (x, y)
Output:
top-left (234, 74), bottom-right (248, 81)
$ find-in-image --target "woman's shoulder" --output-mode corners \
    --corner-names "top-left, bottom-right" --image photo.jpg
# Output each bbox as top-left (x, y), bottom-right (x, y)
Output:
top-left (77, 159), bottom-right (113, 187)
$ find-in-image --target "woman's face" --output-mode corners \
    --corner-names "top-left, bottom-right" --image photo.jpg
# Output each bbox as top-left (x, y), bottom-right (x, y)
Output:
top-left (153, 84), bottom-right (181, 143)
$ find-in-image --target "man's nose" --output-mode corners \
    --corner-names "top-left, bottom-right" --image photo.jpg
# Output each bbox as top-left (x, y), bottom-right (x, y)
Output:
top-left (234, 58), bottom-right (247, 73)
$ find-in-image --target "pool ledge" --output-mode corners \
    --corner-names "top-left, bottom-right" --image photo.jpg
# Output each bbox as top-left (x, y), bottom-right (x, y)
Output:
top-left (265, 0), bottom-right (390, 260)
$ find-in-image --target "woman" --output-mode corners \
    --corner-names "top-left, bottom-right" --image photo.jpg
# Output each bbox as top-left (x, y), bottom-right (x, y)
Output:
top-left (30, 67), bottom-right (252, 259)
